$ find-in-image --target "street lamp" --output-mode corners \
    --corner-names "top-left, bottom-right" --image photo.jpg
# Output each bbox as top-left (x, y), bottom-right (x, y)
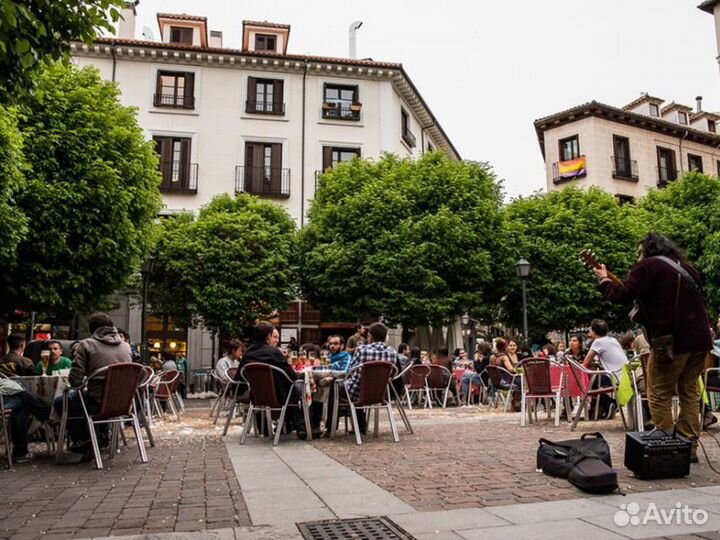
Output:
top-left (515, 258), bottom-right (531, 344)
top-left (140, 256), bottom-right (155, 364)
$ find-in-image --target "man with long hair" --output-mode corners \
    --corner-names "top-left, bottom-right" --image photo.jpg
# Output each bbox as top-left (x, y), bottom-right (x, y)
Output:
top-left (593, 232), bottom-right (712, 461)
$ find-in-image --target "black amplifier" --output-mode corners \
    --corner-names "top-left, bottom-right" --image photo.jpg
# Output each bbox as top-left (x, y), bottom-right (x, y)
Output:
top-left (624, 431), bottom-right (691, 480)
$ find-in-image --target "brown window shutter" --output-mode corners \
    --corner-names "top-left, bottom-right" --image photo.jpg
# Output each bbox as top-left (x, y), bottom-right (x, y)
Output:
top-left (180, 138), bottom-right (192, 188)
top-left (246, 77), bottom-right (257, 113)
top-left (273, 79), bottom-right (284, 114)
top-left (155, 72), bottom-right (163, 106)
top-left (183, 72), bottom-right (195, 109)
top-left (322, 146), bottom-right (333, 171)
top-left (154, 137), bottom-right (173, 188)
top-left (244, 142), bottom-right (254, 193)
top-left (270, 143), bottom-right (282, 192)
top-left (252, 143), bottom-right (265, 194)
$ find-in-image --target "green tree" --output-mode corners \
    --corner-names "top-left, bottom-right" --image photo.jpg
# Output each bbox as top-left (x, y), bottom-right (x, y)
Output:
top-left (298, 152), bottom-right (507, 327)
top-left (151, 193), bottom-right (297, 337)
top-left (0, 63), bottom-right (161, 316)
top-left (0, 105), bottom-right (28, 264)
top-left (0, 0), bottom-right (123, 102)
top-left (638, 171), bottom-right (720, 312)
top-left (503, 186), bottom-right (644, 336)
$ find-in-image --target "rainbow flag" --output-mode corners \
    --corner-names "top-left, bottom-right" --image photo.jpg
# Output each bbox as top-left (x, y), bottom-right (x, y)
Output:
top-left (558, 156), bottom-right (587, 180)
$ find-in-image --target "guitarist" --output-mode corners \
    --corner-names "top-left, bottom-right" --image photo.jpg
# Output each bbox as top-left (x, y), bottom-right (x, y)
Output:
top-left (592, 232), bottom-right (712, 462)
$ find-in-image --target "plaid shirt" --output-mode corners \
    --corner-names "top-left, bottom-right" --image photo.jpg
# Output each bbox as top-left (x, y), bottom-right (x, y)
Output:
top-left (344, 342), bottom-right (397, 402)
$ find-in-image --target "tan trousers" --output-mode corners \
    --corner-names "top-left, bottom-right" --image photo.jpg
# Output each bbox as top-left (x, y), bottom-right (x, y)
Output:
top-left (646, 350), bottom-right (709, 441)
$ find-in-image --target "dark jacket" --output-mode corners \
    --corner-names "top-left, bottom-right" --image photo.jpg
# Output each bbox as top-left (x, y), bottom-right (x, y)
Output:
top-left (235, 342), bottom-right (297, 402)
top-left (70, 326), bottom-right (132, 403)
top-left (0, 351), bottom-right (35, 376)
top-left (599, 256), bottom-right (713, 354)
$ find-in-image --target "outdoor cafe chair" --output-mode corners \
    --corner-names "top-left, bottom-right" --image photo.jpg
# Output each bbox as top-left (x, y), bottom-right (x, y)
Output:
top-left (57, 362), bottom-right (148, 469)
top-left (0, 373), bottom-right (12, 468)
top-left (134, 365), bottom-right (155, 448)
top-left (465, 369), bottom-right (488, 406)
top-left (702, 354), bottom-right (720, 429)
top-left (239, 363), bottom-right (312, 446)
top-left (213, 367), bottom-right (239, 425)
top-left (518, 359), bottom-right (566, 427)
top-left (566, 359), bottom-right (627, 431)
top-left (331, 361), bottom-right (400, 445)
top-left (389, 363), bottom-right (414, 434)
top-left (152, 370), bottom-right (181, 421)
top-left (427, 364), bottom-right (453, 408)
top-left (404, 364), bottom-right (432, 409)
top-left (209, 368), bottom-right (226, 418)
top-left (222, 372), bottom-right (252, 436)
top-left (484, 365), bottom-right (519, 412)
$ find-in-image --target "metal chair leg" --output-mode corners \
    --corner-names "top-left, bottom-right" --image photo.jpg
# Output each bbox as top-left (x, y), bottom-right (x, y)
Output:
top-left (386, 402), bottom-right (400, 443)
top-left (131, 413), bottom-right (148, 463)
top-left (223, 403), bottom-right (236, 436)
top-left (348, 403), bottom-right (362, 445)
top-left (240, 404), bottom-right (254, 445)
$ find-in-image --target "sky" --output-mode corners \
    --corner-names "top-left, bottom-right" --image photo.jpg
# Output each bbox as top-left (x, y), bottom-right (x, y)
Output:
top-left (131, 0), bottom-right (720, 199)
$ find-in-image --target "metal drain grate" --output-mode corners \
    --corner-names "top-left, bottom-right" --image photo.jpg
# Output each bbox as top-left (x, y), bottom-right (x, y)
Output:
top-left (297, 517), bottom-right (417, 540)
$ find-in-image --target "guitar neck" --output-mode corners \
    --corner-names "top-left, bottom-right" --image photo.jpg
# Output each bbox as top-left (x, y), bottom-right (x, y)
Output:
top-left (605, 270), bottom-right (623, 285)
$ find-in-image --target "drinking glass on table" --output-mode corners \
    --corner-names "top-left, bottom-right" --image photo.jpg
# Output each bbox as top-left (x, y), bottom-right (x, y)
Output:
top-left (40, 350), bottom-right (50, 375)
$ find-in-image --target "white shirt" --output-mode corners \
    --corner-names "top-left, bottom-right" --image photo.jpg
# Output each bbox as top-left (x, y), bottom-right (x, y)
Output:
top-left (590, 336), bottom-right (628, 376)
top-left (215, 355), bottom-right (239, 382)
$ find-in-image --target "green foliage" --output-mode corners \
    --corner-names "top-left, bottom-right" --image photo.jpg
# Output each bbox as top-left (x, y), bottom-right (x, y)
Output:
top-left (151, 193), bottom-right (297, 336)
top-left (0, 0), bottom-right (123, 102)
top-left (638, 172), bottom-right (720, 312)
top-left (503, 186), bottom-right (644, 335)
top-left (0, 63), bottom-right (161, 315)
top-left (298, 152), bottom-right (506, 327)
top-left (0, 105), bottom-right (28, 264)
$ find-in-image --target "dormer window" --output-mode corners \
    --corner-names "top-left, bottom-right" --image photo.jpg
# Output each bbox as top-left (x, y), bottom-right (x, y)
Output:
top-left (170, 26), bottom-right (193, 44)
top-left (255, 34), bottom-right (277, 51)
top-left (649, 103), bottom-right (659, 117)
top-left (709, 120), bottom-right (716, 133)
top-left (678, 111), bottom-right (688, 125)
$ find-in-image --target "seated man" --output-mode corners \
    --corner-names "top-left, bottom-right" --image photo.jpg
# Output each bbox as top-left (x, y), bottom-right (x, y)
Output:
top-left (54, 312), bottom-right (132, 453)
top-left (0, 378), bottom-right (51, 463)
top-left (0, 334), bottom-right (35, 377)
top-left (35, 340), bottom-right (72, 375)
top-left (325, 322), bottom-right (397, 436)
top-left (328, 335), bottom-right (352, 372)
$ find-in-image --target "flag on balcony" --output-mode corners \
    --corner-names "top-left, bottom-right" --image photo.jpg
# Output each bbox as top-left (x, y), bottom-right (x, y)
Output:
top-left (558, 156), bottom-right (587, 180)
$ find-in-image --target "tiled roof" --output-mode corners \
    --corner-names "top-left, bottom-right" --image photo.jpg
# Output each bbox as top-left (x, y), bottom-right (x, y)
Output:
top-left (661, 101), bottom-right (693, 114)
top-left (622, 93), bottom-right (663, 111)
top-left (242, 20), bottom-right (290, 29)
top-left (157, 13), bottom-right (207, 22)
top-left (690, 110), bottom-right (720, 121)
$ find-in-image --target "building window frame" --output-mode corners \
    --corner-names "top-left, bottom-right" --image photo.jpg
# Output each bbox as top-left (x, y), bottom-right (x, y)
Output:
top-left (255, 34), bottom-right (277, 51)
top-left (688, 153), bottom-right (703, 173)
top-left (153, 135), bottom-right (197, 193)
top-left (709, 119), bottom-right (716, 133)
top-left (246, 77), bottom-right (285, 115)
top-left (154, 71), bottom-right (195, 109)
top-left (649, 103), bottom-right (660, 117)
top-left (558, 135), bottom-right (580, 162)
top-left (322, 146), bottom-right (361, 171)
top-left (612, 134), bottom-right (637, 181)
top-left (169, 26), bottom-right (193, 45)
top-left (656, 146), bottom-right (678, 187)
top-left (401, 108), bottom-right (416, 148)
top-left (678, 111), bottom-right (688, 125)
top-left (322, 83), bottom-right (361, 120)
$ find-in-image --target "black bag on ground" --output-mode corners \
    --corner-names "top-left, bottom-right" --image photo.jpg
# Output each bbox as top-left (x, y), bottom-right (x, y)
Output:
top-left (537, 432), bottom-right (612, 478)
top-left (566, 447), bottom-right (619, 494)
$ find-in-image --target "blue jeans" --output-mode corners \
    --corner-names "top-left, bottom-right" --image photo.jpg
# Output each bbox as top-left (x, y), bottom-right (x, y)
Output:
top-left (54, 391), bottom-right (103, 443)
top-left (3, 391), bottom-right (50, 454)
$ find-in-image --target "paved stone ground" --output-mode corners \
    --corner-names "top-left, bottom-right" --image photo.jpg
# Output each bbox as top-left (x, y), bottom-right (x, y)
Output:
top-left (0, 408), bottom-right (249, 540)
top-left (316, 408), bottom-right (720, 511)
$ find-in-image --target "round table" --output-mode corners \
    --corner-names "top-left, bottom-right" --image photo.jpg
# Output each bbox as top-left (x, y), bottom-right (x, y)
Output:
top-left (13, 375), bottom-right (69, 406)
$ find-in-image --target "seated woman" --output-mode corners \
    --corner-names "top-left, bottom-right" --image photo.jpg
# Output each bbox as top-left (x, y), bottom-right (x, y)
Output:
top-left (490, 338), bottom-right (518, 386)
top-left (461, 342), bottom-right (492, 401)
top-left (564, 334), bottom-right (585, 362)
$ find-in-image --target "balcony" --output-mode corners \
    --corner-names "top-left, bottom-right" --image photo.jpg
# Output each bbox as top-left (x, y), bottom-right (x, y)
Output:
top-left (657, 166), bottom-right (679, 188)
top-left (235, 166), bottom-right (290, 198)
top-left (245, 99), bottom-right (285, 115)
top-left (321, 102), bottom-right (362, 121)
top-left (611, 156), bottom-right (639, 182)
top-left (153, 93), bottom-right (194, 109)
top-left (552, 155), bottom-right (587, 184)
top-left (159, 162), bottom-right (198, 194)
top-left (402, 128), bottom-right (417, 148)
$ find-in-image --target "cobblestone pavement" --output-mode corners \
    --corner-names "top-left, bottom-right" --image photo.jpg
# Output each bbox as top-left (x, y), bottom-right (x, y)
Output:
top-left (0, 408), bottom-right (249, 540)
top-left (315, 408), bottom-right (720, 512)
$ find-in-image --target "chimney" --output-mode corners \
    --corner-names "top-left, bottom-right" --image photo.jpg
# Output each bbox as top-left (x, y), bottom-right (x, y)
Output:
top-left (349, 21), bottom-right (363, 59)
top-left (696, 95), bottom-right (703, 113)
top-left (118, 1), bottom-right (139, 40)
top-left (209, 30), bottom-right (223, 48)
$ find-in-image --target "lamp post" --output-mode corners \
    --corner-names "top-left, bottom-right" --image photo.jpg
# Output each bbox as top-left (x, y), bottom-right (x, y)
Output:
top-left (515, 258), bottom-right (531, 344)
top-left (140, 256), bottom-right (155, 364)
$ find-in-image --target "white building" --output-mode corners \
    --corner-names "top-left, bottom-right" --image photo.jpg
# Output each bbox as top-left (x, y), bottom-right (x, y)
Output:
top-left (71, 5), bottom-right (459, 368)
top-left (534, 94), bottom-right (720, 202)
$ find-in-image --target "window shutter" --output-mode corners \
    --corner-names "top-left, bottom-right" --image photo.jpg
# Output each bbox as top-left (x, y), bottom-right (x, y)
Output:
top-left (183, 72), bottom-right (195, 109)
top-left (154, 137), bottom-right (173, 188)
top-left (244, 142), bottom-right (254, 193)
top-left (180, 138), bottom-right (192, 188)
top-left (273, 79), bottom-right (284, 114)
top-left (252, 143), bottom-right (264, 194)
top-left (322, 147), bottom-right (333, 171)
top-left (155, 72), bottom-right (163, 106)
top-left (246, 77), bottom-right (257, 113)
top-left (270, 143), bottom-right (282, 193)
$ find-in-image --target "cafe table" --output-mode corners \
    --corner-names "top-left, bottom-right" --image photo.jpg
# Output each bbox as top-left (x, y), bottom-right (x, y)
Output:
top-left (13, 374), bottom-right (69, 407)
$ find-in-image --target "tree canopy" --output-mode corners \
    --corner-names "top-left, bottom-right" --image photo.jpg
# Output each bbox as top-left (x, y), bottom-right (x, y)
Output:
top-left (0, 0), bottom-right (122, 102)
top-left (150, 193), bottom-right (297, 337)
top-left (502, 186), bottom-right (644, 336)
top-left (298, 152), bottom-right (507, 327)
top-left (0, 63), bottom-right (161, 316)
top-left (0, 105), bottom-right (28, 264)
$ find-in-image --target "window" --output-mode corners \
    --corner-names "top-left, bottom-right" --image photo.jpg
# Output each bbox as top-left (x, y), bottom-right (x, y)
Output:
top-left (657, 146), bottom-right (677, 186)
top-left (322, 146), bottom-right (361, 171)
top-left (558, 135), bottom-right (580, 161)
top-left (401, 108), bottom-right (416, 148)
top-left (427, 141), bottom-right (435, 153)
top-left (717, 160), bottom-right (720, 176)
top-left (649, 103), bottom-right (660, 117)
top-left (612, 135), bottom-right (636, 180)
top-left (678, 111), bottom-right (688, 125)
top-left (615, 194), bottom-right (635, 205)
top-left (154, 71), bottom-right (195, 109)
top-left (246, 77), bottom-right (284, 114)
top-left (153, 136), bottom-right (197, 192)
top-left (241, 142), bottom-right (288, 197)
top-left (170, 26), bottom-right (193, 44)
top-left (688, 153), bottom-right (703, 172)
top-left (322, 84), bottom-right (360, 120)
top-left (255, 34), bottom-right (277, 51)
top-left (709, 120), bottom-right (716, 133)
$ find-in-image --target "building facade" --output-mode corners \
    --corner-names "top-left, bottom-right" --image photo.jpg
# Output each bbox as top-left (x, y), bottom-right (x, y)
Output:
top-left (534, 94), bottom-right (720, 202)
top-left (71, 6), bottom-right (459, 368)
